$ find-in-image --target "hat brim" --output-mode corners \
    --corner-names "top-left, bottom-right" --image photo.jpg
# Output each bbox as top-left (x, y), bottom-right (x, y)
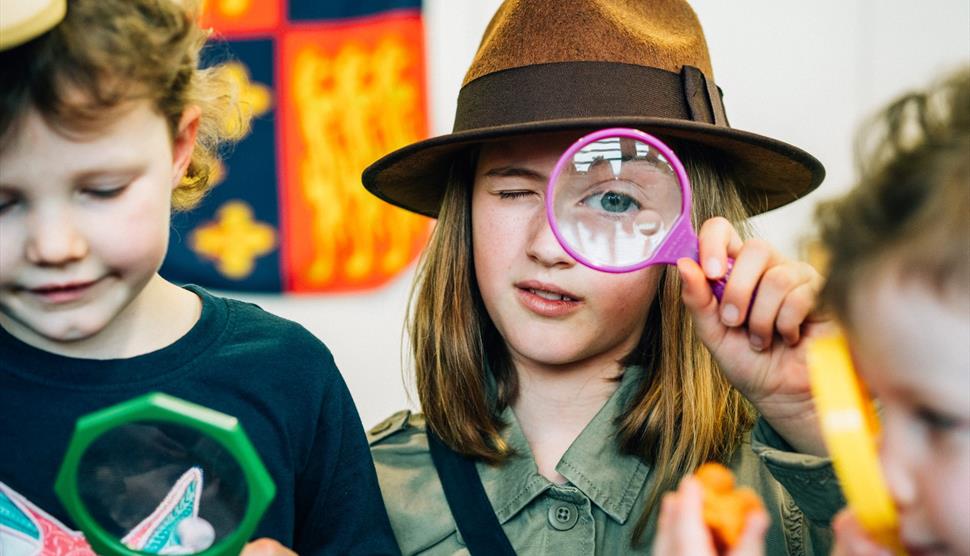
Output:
top-left (363, 117), bottom-right (824, 218)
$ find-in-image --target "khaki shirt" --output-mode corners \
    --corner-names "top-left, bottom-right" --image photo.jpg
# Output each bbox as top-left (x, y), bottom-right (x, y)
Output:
top-left (369, 368), bottom-right (844, 555)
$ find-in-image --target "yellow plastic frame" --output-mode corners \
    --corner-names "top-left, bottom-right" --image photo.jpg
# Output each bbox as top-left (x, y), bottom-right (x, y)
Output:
top-left (807, 332), bottom-right (905, 554)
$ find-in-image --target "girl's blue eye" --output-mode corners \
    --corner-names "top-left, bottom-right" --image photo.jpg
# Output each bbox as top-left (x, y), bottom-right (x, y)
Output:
top-left (584, 190), bottom-right (639, 213)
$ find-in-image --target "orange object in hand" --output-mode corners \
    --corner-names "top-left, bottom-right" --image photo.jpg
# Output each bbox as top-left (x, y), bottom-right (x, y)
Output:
top-left (695, 462), bottom-right (765, 552)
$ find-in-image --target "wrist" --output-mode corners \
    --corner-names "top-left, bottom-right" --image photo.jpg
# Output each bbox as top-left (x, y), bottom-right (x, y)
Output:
top-left (753, 398), bottom-right (828, 457)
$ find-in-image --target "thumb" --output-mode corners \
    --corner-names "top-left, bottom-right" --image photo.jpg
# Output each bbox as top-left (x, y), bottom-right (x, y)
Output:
top-left (728, 509), bottom-right (769, 556)
top-left (677, 258), bottom-right (726, 341)
top-left (831, 509), bottom-right (893, 556)
top-left (677, 258), bottom-right (715, 313)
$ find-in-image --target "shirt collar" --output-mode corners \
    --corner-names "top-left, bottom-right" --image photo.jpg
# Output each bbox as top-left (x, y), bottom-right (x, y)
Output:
top-left (475, 408), bottom-right (551, 524)
top-left (475, 366), bottom-right (649, 525)
top-left (556, 366), bottom-right (649, 524)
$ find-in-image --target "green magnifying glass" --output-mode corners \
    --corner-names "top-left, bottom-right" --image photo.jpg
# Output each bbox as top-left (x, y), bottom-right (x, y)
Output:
top-left (54, 393), bottom-right (276, 556)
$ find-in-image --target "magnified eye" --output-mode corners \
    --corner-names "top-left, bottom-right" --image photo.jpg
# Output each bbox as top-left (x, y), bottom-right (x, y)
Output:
top-left (583, 190), bottom-right (640, 214)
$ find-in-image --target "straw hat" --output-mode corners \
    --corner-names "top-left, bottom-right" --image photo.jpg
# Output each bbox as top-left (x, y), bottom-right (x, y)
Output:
top-left (362, 0), bottom-right (824, 217)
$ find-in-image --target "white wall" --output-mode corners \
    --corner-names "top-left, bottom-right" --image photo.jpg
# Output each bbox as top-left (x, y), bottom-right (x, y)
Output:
top-left (234, 0), bottom-right (970, 428)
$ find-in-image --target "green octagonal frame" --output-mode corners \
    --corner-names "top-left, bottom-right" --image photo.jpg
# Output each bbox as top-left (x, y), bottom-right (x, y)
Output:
top-left (54, 392), bottom-right (276, 556)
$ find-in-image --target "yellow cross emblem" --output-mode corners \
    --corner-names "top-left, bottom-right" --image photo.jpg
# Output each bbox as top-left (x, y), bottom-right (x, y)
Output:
top-left (190, 201), bottom-right (276, 279)
top-left (220, 62), bottom-right (273, 139)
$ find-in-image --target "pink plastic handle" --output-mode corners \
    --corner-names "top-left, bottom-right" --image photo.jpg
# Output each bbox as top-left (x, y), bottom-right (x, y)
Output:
top-left (709, 276), bottom-right (728, 301)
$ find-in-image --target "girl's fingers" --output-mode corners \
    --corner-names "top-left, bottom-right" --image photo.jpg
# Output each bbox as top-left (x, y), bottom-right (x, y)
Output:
top-left (718, 238), bottom-right (777, 328)
top-left (775, 280), bottom-right (817, 345)
top-left (728, 509), bottom-right (769, 556)
top-left (678, 258), bottom-right (728, 349)
top-left (742, 264), bottom-right (788, 352)
top-left (695, 216), bottom-right (824, 350)
top-left (697, 217), bottom-right (744, 280)
top-left (676, 478), bottom-right (717, 553)
top-left (686, 220), bottom-right (826, 352)
top-left (744, 261), bottom-right (817, 348)
top-left (653, 477), bottom-right (719, 556)
top-left (831, 509), bottom-right (893, 556)
top-left (653, 493), bottom-right (678, 555)
top-left (678, 258), bottom-right (717, 316)
top-left (756, 261), bottom-right (823, 346)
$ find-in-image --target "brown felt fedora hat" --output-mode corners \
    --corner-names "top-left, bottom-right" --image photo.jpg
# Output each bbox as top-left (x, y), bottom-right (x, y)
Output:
top-left (362, 0), bottom-right (825, 217)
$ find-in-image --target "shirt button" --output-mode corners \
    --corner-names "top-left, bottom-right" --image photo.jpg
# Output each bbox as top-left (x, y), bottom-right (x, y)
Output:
top-left (547, 502), bottom-right (578, 531)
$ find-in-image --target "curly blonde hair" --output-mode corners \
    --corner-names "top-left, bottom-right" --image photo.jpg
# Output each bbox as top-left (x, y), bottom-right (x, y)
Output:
top-left (0, 0), bottom-right (249, 210)
top-left (818, 68), bottom-right (970, 320)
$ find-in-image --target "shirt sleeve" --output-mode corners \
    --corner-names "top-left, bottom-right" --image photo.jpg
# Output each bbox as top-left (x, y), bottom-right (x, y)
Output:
top-left (750, 417), bottom-right (846, 524)
top-left (292, 351), bottom-right (402, 556)
top-left (751, 417), bottom-right (845, 556)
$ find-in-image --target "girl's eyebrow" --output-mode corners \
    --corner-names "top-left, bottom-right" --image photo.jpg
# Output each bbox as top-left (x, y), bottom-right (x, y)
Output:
top-left (483, 165), bottom-right (547, 181)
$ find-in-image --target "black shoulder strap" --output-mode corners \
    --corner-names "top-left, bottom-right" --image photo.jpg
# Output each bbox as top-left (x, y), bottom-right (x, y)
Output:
top-left (426, 429), bottom-right (517, 555)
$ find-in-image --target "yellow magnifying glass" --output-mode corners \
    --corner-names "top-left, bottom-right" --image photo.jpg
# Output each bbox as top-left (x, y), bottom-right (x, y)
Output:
top-left (807, 331), bottom-right (906, 555)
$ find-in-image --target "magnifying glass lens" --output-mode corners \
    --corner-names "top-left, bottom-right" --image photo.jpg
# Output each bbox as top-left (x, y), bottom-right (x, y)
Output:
top-left (77, 421), bottom-right (249, 554)
top-left (550, 136), bottom-right (683, 267)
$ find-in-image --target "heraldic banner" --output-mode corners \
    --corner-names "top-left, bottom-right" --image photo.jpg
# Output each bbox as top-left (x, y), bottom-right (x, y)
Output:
top-left (160, 0), bottom-right (431, 293)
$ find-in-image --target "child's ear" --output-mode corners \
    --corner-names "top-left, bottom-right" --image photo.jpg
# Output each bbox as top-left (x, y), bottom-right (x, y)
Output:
top-left (171, 105), bottom-right (201, 189)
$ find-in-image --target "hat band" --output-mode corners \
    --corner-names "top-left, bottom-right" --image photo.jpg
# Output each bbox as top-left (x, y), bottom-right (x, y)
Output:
top-left (453, 61), bottom-right (728, 132)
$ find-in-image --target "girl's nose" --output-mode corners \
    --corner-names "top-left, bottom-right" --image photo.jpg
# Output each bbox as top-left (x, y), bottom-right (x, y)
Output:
top-left (525, 205), bottom-right (574, 268)
top-left (25, 209), bottom-right (88, 266)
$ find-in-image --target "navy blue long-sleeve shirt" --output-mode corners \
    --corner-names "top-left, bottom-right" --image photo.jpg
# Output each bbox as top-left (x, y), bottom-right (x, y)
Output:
top-left (0, 285), bottom-right (400, 555)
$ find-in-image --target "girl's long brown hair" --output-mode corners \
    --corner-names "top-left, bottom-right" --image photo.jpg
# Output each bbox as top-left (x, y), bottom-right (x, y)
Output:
top-left (408, 140), bottom-right (756, 544)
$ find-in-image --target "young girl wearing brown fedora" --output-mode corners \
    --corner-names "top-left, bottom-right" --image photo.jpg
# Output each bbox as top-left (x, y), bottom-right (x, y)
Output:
top-left (363, 1), bottom-right (841, 554)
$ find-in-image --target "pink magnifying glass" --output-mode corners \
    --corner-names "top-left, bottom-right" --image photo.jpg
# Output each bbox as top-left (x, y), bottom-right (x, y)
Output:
top-left (546, 128), bottom-right (729, 298)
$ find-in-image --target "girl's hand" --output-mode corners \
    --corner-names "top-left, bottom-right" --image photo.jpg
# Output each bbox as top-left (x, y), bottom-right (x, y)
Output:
top-left (241, 539), bottom-right (298, 556)
top-left (677, 216), bottom-right (830, 456)
top-left (653, 476), bottom-right (769, 556)
top-left (831, 509), bottom-right (894, 556)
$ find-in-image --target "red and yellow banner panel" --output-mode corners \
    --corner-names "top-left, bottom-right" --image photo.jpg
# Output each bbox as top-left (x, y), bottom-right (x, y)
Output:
top-left (162, 0), bottom-right (431, 293)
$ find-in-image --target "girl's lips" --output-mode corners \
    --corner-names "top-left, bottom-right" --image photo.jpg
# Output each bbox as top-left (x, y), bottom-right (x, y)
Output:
top-left (515, 281), bottom-right (583, 318)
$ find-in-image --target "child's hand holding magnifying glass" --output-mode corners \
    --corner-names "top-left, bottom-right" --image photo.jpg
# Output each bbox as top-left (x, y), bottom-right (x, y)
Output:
top-left (546, 128), bottom-right (830, 457)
